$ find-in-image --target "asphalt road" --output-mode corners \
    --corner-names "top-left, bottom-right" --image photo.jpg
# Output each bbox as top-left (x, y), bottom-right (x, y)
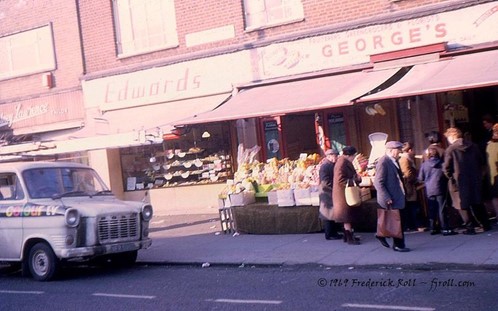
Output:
top-left (0, 263), bottom-right (496, 311)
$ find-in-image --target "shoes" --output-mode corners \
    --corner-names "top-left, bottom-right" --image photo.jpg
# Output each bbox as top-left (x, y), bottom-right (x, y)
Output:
top-left (375, 236), bottom-right (390, 248)
top-left (393, 246), bottom-right (410, 252)
top-left (430, 229), bottom-right (441, 235)
top-left (343, 231), bottom-right (360, 243)
top-left (442, 230), bottom-right (458, 236)
top-left (325, 234), bottom-right (343, 240)
top-left (344, 230), bottom-right (360, 245)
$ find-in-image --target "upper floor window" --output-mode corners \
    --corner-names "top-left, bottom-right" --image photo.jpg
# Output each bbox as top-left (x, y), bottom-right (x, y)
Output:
top-left (113, 0), bottom-right (179, 57)
top-left (243, 0), bottom-right (304, 31)
top-left (0, 25), bottom-right (55, 81)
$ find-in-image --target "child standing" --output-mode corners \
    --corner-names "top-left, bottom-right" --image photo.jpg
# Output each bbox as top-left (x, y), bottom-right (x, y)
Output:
top-left (418, 147), bottom-right (458, 235)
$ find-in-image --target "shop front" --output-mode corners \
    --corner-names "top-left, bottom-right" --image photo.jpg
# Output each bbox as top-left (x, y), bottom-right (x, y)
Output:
top-left (0, 90), bottom-right (87, 163)
top-left (56, 1), bottom-right (498, 220)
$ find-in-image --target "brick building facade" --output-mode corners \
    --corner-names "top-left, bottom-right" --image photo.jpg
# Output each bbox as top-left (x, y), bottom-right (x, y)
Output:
top-left (1, 0), bottom-right (497, 214)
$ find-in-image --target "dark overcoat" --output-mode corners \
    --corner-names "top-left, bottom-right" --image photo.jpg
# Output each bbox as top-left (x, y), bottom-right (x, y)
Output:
top-left (332, 156), bottom-right (361, 223)
top-left (318, 158), bottom-right (334, 220)
top-left (374, 155), bottom-right (406, 209)
top-left (443, 138), bottom-right (484, 210)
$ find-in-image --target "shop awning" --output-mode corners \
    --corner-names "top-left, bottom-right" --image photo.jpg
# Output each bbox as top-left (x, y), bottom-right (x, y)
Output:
top-left (175, 68), bottom-right (401, 125)
top-left (359, 49), bottom-right (498, 102)
top-left (102, 93), bottom-right (231, 133)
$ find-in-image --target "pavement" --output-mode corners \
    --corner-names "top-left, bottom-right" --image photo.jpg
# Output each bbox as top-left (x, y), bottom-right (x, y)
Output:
top-left (137, 213), bottom-right (498, 270)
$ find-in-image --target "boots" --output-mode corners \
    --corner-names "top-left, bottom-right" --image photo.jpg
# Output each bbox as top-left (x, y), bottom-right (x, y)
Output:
top-left (344, 230), bottom-right (360, 245)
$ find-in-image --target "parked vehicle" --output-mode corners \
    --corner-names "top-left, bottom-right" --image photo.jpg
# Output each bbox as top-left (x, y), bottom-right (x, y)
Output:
top-left (0, 161), bottom-right (153, 281)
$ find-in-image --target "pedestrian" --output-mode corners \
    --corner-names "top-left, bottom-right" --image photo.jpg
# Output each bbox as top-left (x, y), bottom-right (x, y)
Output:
top-left (486, 123), bottom-right (498, 224)
top-left (443, 127), bottom-right (491, 234)
top-left (423, 130), bottom-right (445, 161)
top-left (481, 114), bottom-right (495, 153)
top-left (418, 147), bottom-right (458, 236)
top-left (480, 114), bottom-right (495, 215)
top-left (318, 149), bottom-right (343, 240)
top-left (332, 146), bottom-right (362, 245)
top-left (373, 141), bottom-right (410, 252)
top-left (398, 142), bottom-right (424, 231)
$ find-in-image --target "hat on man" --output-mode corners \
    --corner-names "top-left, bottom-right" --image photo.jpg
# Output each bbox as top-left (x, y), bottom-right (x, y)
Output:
top-left (385, 141), bottom-right (403, 149)
top-left (342, 146), bottom-right (357, 156)
top-left (325, 149), bottom-right (339, 156)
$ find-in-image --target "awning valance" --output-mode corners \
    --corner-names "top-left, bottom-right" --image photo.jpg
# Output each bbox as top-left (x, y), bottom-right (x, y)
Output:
top-left (359, 49), bottom-right (498, 102)
top-left (175, 68), bottom-right (401, 125)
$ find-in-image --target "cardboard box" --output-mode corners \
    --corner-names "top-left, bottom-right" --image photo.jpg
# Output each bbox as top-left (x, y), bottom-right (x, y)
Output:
top-left (360, 187), bottom-right (371, 202)
top-left (229, 191), bottom-right (256, 206)
top-left (267, 191), bottom-right (278, 205)
top-left (293, 188), bottom-right (312, 206)
top-left (277, 189), bottom-right (295, 207)
top-left (310, 191), bottom-right (320, 206)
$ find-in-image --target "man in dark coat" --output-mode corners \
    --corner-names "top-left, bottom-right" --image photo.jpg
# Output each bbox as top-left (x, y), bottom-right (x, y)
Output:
top-left (443, 127), bottom-right (491, 234)
top-left (374, 141), bottom-right (410, 252)
top-left (318, 149), bottom-right (342, 240)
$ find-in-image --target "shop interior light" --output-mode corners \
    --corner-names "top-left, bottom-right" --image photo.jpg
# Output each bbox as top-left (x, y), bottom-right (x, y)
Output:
top-left (201, 131), bottom-right (211, 138)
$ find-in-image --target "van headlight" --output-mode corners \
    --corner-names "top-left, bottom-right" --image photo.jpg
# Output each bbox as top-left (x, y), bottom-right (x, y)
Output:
top-left (65, 208), bottom-right (80, 227)
top-left (141, 204), bottom-right (153, 221)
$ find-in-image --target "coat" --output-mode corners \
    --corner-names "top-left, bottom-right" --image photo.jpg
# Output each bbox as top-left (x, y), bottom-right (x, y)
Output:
top-left (486, 140), bottom-right (498, 197)
top-left (443, 138), bottom-right (483, 210)
top-left (374, 154), bottom-right (406, 209)
top-left (418, 157), bottom-right (447, 198)
top-left (318, 158), bottom-right (335, 220)
top-left (398, 154), bottom-right (418, 202)
top-left (331, 156), bottom-right (361, 223)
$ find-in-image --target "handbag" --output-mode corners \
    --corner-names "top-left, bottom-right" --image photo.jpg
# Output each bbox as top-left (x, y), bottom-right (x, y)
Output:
top-left (344, 179), bottom-right (361, 207)
top-left (376, 208), bottom-right (402, 239)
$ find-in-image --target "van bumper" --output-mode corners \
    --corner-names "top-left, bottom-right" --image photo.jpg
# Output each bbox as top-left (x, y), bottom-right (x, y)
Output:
top-left (59, 238), bottom-right (152, 258)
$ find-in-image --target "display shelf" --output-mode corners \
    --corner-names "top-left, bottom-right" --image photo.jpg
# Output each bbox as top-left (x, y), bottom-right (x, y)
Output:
top-left (150, 149), bottom-right (232, 188)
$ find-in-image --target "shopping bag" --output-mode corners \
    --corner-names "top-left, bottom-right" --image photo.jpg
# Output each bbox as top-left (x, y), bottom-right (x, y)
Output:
top-left (344, 179), bottom-right (361, 207)
top-left (376, 208), bottom-right (402, 239)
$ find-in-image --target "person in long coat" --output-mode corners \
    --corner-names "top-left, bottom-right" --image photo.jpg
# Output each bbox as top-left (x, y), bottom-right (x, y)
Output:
top-left (374, 141), bottom-right (410, 252)
top-left (318, 149), bottom-right (342, 240)
top-left (332, 146), bottom-right (362, 245)
top-left (399, 142), bottom-right (423, 231)
top-left (443, 127), bottom-right (490, 234)
top-left (486, 123), bottom-right (498, 223)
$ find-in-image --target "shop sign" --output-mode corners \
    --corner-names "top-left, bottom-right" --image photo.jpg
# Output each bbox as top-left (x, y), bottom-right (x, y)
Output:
top-left (253, 2), bottom-right (498, 79)
top-left (0, 91), bottom-right (84, 131)
top-left (84, 53), bottom-right (252, 112)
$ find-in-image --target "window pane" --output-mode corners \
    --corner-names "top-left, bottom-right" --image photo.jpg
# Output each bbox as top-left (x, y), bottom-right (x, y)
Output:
top-left (0, 25), bottom-right (55, 79)
top-left (116, 0), bottom-right (178, 55)
top-left (244, 0), bottom-right (303, 29)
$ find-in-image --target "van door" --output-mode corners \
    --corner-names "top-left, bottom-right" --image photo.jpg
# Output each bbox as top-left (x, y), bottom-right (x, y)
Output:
top-left (0, 173), bottom-right (26, 260)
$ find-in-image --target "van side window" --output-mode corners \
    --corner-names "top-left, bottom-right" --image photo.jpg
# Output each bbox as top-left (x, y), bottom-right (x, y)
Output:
top-left (0, 173), bottom-right (24, 200)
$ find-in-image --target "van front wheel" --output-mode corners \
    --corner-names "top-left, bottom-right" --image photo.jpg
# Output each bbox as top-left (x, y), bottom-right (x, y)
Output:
top-left (27, 242), bottom-right (59, 281)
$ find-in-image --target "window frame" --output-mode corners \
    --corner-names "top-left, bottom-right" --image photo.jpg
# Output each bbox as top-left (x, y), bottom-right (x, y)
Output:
top-left (0, 24), bottom-right (56, 81)
top-left (243, 0), bottom-right (305, 31)
top-left (113, 0), bottom-right (179, 58)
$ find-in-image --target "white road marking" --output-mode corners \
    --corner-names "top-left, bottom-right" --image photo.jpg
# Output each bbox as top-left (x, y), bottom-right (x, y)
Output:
top-left (342, 303), bottom-right (435, 311)
top-left (92, 293), bottom-right (155, 299)
top-left (212, 298), bottom-right (282, 305)
top-left (0, 290), bottom-right (44, 294)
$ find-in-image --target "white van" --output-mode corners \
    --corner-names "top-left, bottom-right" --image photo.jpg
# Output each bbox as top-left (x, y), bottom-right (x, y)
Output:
top-left (0, 161), bottom-right (153, 281)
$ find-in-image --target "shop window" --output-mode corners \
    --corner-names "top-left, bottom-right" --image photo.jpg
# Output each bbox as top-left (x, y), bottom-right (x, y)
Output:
top-left (327, 113), bottom-right (347, 153)
top-left (120, 124), bottom-right (232, 190)
top-left (243, 0), bottom-right (304, 31)
top-left (0, 25), bottom-right (55, 80)
top-left (113, 0), bottom-right (179, 57)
